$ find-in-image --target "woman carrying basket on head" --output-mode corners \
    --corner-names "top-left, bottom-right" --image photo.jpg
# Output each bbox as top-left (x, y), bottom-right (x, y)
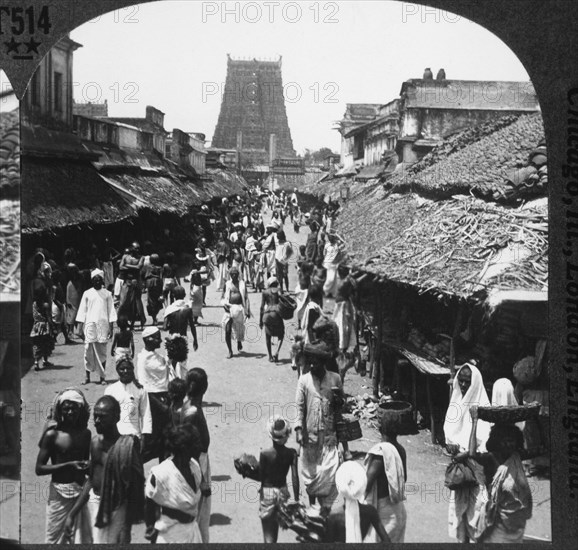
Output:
top-left (467, 406), bottom-right (533, 543)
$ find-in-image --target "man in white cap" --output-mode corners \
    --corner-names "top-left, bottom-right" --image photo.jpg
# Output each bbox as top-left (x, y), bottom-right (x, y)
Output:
top-left (323, 461), bottom-right (389, 543)
top-left (76, 269), bottom-right (117, 385)
top-left (36, 388), bottom-right (92, 543)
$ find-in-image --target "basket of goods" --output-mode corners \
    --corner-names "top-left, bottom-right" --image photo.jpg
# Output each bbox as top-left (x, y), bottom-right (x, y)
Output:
top-left (336, 413), bottom-right (363, 442)
top-left (477, 403), bottom-right (541, 424)
top-left (278, 294), bottom-right (297, 320)
top-left (378, 400), bottom-right (418, 435)
top-left (233, 453), bottom-right (261, 481)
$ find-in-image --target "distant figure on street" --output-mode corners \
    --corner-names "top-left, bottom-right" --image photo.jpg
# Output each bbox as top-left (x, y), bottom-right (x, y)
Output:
top-left (76, 269), bottom-right (117, 385)
top-left (259, 277), bottom-right (285, 363)
top-left (110, 315), bottom-right (134, 365)
top-left (221, 266), bottom-right (251, 358)
top-left (162, 286), bottom-right (199, 375)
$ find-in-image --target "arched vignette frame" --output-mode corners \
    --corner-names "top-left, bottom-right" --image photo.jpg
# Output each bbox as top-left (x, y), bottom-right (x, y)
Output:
top-left (2, 0), bottom-right (577, 546)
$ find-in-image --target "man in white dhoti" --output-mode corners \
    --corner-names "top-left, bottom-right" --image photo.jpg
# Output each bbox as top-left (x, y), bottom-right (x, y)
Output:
top-left (76, 269), bottom-right (117, 385)
top-left (36, 388), bottom-right (92, 544)
top-left (145, 424), bottom-right (204, 543)
top-left (295, 343), bottom-right (343, 517)
top-left (364, 420), bottom-right (408, 542)
top-left (221, 267), bottom-right (251, 358)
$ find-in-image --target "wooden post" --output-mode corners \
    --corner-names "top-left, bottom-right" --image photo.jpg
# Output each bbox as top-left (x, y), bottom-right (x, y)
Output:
top-left (411, 367), bottom-right (417, 423)
top-left (373, 288), bottom-right (382, 398)
top-left (426, 376), bottom-right (436, 444)
top-left (448, 304), bottom-right (465, 396)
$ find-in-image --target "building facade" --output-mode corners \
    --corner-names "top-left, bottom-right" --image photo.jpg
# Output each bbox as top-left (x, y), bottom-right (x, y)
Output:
top-left (22, 35), bottom-right (82, 132)
top-left (167, 129), bottom-right (207, 175)
top-left (336, 71), bottom-right (540, 170)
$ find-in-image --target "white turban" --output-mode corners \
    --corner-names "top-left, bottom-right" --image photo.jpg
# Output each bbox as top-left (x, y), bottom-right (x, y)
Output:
top-left (91, 268), bottom-right (104, 279)
top-left (57, 389), bottom-right (85, 405)
top-left (335, 461), bottom-right (368, 543)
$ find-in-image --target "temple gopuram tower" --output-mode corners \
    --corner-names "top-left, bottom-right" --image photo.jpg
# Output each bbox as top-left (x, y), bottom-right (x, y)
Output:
top-left (212, 55), bottom-right (296, 166)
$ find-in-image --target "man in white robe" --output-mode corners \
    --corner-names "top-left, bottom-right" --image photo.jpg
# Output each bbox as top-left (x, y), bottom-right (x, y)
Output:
top-left (76, 269), bottom-right (117, 385)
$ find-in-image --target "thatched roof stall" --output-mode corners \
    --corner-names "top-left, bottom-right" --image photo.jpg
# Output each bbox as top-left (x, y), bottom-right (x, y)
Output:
top-left (329, 113), bottom-right (548, 445)
top-left (21, 157), bottom-right (135, 234)
top-left (0, 108), bottom-right (20, 295)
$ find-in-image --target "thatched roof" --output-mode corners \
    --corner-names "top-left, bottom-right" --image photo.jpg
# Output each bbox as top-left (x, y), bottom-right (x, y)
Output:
top-left (22, 158), bottom-right (135, 234)
top-left (385, 113), bottom-right (546, 202)
top-left (334, 112), bottom-right (548, 301)
top-left (339, 192), bottom-right (547, 300)
top-left (203, 168), bottom-right (248, 199)
top-left (0, 108), bottom-right (19, 198)
top-left (0, 108), bottom-right (20, 294)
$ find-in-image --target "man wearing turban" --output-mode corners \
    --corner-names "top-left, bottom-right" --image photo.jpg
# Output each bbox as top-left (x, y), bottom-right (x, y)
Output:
top-left (76, 269), bottom-right (117, 385)
top-left (35, 388), bottom-right (92, 543)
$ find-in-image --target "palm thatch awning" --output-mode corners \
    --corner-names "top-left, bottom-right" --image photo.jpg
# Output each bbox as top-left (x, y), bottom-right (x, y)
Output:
top-left (22, 158), bottom-right (135, 234)
top-left (340, 191), bottom-right (547, 301)
top-left (334, 112), bottom-right (548, 302)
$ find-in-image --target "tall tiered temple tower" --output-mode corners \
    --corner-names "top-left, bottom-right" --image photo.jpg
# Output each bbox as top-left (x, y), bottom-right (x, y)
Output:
top-left (212, 55), bottom-right (296, 166)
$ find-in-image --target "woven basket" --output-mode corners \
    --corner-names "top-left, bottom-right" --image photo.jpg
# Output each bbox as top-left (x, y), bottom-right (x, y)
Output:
top-left (477, 403), bottom-right (540, 424)
top-left (336, 414), bottom-right (362, 442)
top-left (278, 294), bottom-right (297, 320)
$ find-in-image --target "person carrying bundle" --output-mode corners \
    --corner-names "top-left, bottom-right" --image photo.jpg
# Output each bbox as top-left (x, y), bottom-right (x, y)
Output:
top-left (259, 416), bottom-right (299, 543)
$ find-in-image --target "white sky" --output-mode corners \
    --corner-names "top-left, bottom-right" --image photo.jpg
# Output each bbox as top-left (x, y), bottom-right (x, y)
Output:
top-left (70, 1), bottom-right (531, 154)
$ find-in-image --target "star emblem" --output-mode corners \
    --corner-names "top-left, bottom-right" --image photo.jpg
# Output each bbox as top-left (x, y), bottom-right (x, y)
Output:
top-left (4, 38), bottom-right (20, 54)
top-left (25, 38), bottom-right (41, 54)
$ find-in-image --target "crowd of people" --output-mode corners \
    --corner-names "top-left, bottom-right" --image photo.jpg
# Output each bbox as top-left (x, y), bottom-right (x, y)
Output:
top-left (27, 187), bottom-right (544, 544)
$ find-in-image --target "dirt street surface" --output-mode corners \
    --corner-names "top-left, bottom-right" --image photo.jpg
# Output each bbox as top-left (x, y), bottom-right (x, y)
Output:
top-left (19, 215), bottom-right (551, 544)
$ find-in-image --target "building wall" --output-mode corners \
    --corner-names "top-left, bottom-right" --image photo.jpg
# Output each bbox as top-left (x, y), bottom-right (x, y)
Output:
top-left (74, 115), bottom-right (118, 145)
top-left (22, 36), bottom-right (81, 131)
top-left (118, 126), bottom-right (140, 150)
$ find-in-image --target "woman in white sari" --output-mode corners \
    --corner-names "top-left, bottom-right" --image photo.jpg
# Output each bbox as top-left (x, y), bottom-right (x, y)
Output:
top-left (145, 424), bottom-right (204, 543)
top-left (443, 364), bottom-right (492, 542)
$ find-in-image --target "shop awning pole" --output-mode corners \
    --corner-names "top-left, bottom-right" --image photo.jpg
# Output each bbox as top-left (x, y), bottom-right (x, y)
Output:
top-left (373, 287), bottom-right (383, 398)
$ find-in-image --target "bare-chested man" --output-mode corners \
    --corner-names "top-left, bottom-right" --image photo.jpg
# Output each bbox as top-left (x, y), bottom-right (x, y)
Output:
top-left (64, 395), bottom-right (145, 543)
top-left (221, 266), bottom-right (251, 358)
top-left (36, 388), bottom-right (91, 544)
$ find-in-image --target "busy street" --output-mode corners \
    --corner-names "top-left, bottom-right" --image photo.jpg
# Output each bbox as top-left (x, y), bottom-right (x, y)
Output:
top-left (18, 201), bottom-right (551, 544)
